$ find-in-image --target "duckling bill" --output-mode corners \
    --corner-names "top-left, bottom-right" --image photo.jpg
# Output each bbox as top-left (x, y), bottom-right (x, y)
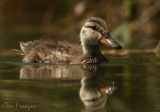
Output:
top-left (20, 17), bottom-right (122, 64)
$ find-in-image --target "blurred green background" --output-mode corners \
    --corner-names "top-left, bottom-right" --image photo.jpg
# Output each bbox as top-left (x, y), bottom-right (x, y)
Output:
top-left (0, 0), bottom-right (160, 49)
top-left (0, 1), bottom-right (160, 112)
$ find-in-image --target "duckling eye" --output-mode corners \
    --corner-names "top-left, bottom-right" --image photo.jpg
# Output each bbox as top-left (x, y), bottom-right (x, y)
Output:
top-left (91, 26), bottom-right (97, 31)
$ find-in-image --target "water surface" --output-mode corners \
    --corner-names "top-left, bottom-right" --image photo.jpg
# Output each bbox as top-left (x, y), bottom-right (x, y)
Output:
top-left (0, 52), bottom-right (160, 112)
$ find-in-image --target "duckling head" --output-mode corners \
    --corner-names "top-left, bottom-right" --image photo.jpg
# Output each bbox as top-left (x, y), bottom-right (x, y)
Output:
top-left (80, 17), bottom-right (122, 54)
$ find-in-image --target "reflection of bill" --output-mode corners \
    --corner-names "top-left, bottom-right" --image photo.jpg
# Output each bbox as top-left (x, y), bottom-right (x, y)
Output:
top-left (79, 76), bottom-right (115, 110)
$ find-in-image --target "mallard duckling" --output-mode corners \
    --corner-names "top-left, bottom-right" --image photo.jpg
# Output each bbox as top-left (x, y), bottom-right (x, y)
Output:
top-left (20, 17), bottom-right (122, 64)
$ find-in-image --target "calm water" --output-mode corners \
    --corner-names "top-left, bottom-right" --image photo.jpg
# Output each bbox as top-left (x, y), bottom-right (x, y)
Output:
top-left (0, 52), bottom-right (160, 112)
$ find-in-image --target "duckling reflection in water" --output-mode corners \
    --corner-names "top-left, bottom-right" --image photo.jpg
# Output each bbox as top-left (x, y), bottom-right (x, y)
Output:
top-left (20, 65), bottom-right (83, 79)
top-left (19, 64), bottom-right (115, 111)
top-left (79, 65), bottom-right (115, 111)
top-left (19, 17), bottom-right (121, 64)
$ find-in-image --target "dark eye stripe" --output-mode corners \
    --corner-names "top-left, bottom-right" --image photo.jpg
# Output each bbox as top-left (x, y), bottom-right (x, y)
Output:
top-left (88, 19), bottom-right (106, 30)
top-left (84, 25), bottom-right (97, 31)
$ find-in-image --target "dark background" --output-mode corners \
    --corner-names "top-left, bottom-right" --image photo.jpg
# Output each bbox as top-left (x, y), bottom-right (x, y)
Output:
top-left (0, 0), bottom-right (160, 49)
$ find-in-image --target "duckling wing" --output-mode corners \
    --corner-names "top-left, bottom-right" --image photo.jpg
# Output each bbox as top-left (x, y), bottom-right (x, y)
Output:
top-left (20, 39), bottom-right (82, 64)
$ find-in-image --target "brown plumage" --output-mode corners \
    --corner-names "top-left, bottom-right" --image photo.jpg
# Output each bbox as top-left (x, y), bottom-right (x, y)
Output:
top-left (20, 39), bottom-right (82, 64)
top-left (20, 17), bottom-right (122, 64)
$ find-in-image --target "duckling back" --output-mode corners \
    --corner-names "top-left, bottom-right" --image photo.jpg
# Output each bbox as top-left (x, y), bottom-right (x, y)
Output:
top-left (20, 39), bottom-right (82, 64)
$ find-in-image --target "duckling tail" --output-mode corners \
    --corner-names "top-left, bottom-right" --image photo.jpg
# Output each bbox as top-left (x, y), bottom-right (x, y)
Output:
top-left (20, 41), bottom-right (34, 54)
top-left (20, 42), bottom-right (28, 53)
top-left (13, 49), bottom-right (25, 55)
